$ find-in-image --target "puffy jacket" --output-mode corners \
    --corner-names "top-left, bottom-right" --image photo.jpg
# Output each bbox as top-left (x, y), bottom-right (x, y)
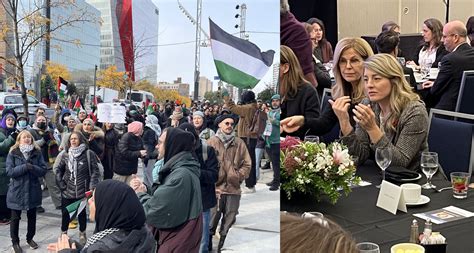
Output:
top-left (195, 141), bottom-right (218, 210)
top-left (226, 99), bottom-right (258, 139)
top-left (29, 127), bottom-right (54, 167)
top-left (0, 128), bottom-right (15, 195)
top-left (114, 133), bottom-right (144, 176)
top-left (6, 147), bottom-right (47, 210)
top-left (55, 149), bottom-right (100, 199)
top-left (207, 136), bottom-right (251, 195)
top-left (142, 127), bottom-right (158, 165)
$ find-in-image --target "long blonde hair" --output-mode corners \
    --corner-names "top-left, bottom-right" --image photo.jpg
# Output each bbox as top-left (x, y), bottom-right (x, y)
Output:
top-left (281, 213), bottom-right (358, 253)
top-left (280, 45), bottom-right (310, 100)
top-left (9, 130), bottom-right (40, 152)
top-left (364, 54), bottom-right (420, 132)
top-left (332, 37), bottom-right (374, 103)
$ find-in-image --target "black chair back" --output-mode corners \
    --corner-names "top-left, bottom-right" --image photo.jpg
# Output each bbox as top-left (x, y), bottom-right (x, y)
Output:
top-left (428, 109), bottom-right (474, 180)
top-left (455, 70), bottom-right (474, 115)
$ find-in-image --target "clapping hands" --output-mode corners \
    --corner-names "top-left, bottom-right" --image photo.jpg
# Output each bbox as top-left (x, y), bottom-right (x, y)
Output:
top-left (130, 175), bottom-right (147, 193)
top-left (47, 234), bottom-right (76, 252)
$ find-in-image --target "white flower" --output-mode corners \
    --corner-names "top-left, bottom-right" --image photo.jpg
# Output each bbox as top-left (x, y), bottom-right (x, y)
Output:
top-left (294, 157), bottom-right (302, 164)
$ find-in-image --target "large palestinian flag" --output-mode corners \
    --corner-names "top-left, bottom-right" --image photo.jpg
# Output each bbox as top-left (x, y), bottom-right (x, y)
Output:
top-left (209, 19), bottom-right (274, 89)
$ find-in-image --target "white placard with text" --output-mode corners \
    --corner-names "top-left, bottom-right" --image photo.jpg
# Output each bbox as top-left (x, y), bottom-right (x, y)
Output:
top-left (376, 180), bottom-right (407, 215)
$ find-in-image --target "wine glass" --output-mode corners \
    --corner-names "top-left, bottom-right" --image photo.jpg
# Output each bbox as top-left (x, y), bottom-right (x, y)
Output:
top-left (304, 135), bottom-right (319, 143)
top-left (421, 152), bottom-right (438, 189)
top-left (420, 59), bottom-right (433, 79)
top-left (375, 147), bottom-right (392, 188)
top-left (356, 242), bottom-right (380, 253)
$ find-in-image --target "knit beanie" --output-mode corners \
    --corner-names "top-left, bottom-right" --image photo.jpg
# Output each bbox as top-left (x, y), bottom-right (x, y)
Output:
top-left (128, 121), bottom-right (143, 136)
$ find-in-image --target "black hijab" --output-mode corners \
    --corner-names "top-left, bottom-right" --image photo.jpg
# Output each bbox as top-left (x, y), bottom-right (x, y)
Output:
top-left (163, 127), bottom-right (195, 164)
top-left (94, 180), bottom-right (146, 233)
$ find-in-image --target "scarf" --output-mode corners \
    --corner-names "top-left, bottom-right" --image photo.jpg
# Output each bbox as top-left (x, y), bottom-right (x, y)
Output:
top-left (145, 115), bottom-right (161, 138)
top-left (68, 143), bottom-right (87, 183)
top-left (19, 144), bottom-right (34, 160)
top-left (83, 228), bottom-right (120, 249)
top-left (216, 129), bottom-right (235, 149)
top-left (171, 111), bottom-right (183, 121)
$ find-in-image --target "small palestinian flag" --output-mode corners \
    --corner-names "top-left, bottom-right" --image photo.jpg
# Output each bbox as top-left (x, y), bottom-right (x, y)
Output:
top-left (57, 77), bottom-right (68, 99)
top-left (66, 190), bottom-right (92, 219)
top-left (73, 98), bottom-right (82, 114)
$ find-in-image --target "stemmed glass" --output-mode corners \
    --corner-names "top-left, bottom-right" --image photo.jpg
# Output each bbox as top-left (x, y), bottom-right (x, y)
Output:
top-left (304, 135), bottom-right (320, 143)
top-left (375, 147), bottom-right (392, 188)
top-left (421, 152), bottom-right (438, 189)
top-left (420, 59), bottom-right (433, 79)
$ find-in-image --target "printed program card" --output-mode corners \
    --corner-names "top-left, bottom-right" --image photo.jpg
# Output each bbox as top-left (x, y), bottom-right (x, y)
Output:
top-left (413, 206), bottom-right (474, 224)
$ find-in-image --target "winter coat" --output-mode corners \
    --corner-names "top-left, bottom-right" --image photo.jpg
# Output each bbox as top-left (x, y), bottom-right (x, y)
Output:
top-left (195, 141), bottom-right (218, 210)
top-left (138, 151), bottom-right (202, 229)
top-left (267, 108), bottom-right (281, 145)
top-left (114, 132), bottom-right (144, 176)
top-left (83, 226), bottom-right (155, 253)
top-left (29, 127), bottom-right (54, 167)
top-left (54, 149), bottom-right (100, 199)
top-left (198, 128), bottom-right (215, 141)
top-left (226, 100), bottom-right (258, 139)
top-left (0, 128), bottom-right (15, 195)
top-left (6, 147), bottom-right (47, 210)
top-left (142, 127), bottom-right (158, 165)
top-left (74, 124), bottom-right (105, 158)
top-left (207, 135), bottom-right (251, 195)
top-left (103, 128), bottom-right (120, 178)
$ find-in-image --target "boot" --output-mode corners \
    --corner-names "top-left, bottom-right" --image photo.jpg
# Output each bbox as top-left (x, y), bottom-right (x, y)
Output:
top-left (217, 235), bottom-right (226, 252)
top-left (208, 234), bottom-right (213, 252)
top-left (79, 231), bottom-right (87, 245)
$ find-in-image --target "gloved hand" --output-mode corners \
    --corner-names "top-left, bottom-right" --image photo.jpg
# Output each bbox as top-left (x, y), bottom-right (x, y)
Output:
top-left (10, 130), bottom-right (19, 141)
top-left (26, 163), bottom-right (34, 170)
top-left (43, 133), bottom-right (51, 142)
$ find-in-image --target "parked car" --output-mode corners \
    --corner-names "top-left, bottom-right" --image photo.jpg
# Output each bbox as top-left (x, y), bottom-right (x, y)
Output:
top-left (0, 92), bottom-right (48, 116)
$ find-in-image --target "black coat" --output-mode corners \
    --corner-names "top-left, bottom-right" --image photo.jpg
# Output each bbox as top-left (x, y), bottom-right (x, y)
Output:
top-left (6, 148), bottom-right (47, 210)
top-left (142, 127), bottom-right (158, 165)
top-left (55, 149), bottom-right (100, 199)
top-left (114, 133), bottom-right (144, 176)
top-left (103, 128), bottom-right (120, 179)
top-left (426, 43), bottom-right (474, 111)
top-left (413, 44), bottom-right (449, 68)
top-left (195, 141), bottom-right (218, 210)
top-left (29, 127), bottom-right (53, 168)
top-left (281, 83), bottom-right (321, 140)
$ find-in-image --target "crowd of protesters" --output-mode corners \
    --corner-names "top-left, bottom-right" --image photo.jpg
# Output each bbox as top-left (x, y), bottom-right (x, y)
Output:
top-left (0, 90), bottom-right (280, 253)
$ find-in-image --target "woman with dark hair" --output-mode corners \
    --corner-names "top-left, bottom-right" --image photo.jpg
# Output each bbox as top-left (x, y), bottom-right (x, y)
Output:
top-left (0, 109), bottom-right (17, 226)
top-left (47, 180), bottom-right (156, 252)
top-left (279, 45), bottom-right (320, 140)
top-left (307, 17), bottom-right (333, 63)
top-left (467, 16), bottom-right (474, 47)
top-left (381, 21), bottom-right (400, 33)
top-left (102, 123), bottom-right (119, 180)
top-left (407, 18), bottom-right (448, 68)
top-left (55, 131), bottom-right (101, 245)
top-left (6, 130), bottom-right (47, 253)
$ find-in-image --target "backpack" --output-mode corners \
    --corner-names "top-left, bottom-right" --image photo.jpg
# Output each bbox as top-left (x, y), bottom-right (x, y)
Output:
top-left (249, 108), bottom-right (266, 137)
top-left (86, 150), bottom-right (104, 180)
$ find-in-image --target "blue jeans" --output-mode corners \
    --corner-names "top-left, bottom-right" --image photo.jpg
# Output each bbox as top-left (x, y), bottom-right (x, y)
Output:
top-left (200, 209), bottom-right (211, 253)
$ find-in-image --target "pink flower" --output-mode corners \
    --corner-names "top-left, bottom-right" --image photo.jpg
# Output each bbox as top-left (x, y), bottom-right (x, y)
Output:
top-left (333, 149), bottom-right (344, 165)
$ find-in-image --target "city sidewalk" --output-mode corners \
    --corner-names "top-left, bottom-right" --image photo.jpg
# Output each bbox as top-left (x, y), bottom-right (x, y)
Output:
top-left (0, 161), bottom-right (280, 252)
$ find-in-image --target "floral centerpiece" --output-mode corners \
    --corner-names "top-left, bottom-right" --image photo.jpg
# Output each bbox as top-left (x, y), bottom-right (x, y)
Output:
top-left (280, 136), bottom-right (360, 204)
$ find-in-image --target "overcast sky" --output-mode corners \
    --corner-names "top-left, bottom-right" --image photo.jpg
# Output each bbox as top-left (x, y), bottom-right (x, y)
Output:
top-left (151, 0), bottom-right (279, 93)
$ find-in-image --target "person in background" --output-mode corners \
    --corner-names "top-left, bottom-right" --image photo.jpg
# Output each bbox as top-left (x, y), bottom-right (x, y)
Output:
top-left (280, 0), bottom-right (318, 87)
top-left (467, 16), bottom-right (474, 47)
top-left (74, 119), bottom-right (104, 159)
top-left (16, 115), bottom-right (29, 132)
top-left (307, 17), bottom-right (333, 64)
top-left (279, 45), bottom-right (320, 140)
top-left (375, 31), bottom-right (416, 86)
top-left (179, 123), bottom-right (218, 253)
top-left (47, 180), bottom-right (156, 252)
top-left (266, 95), bottom-right (281, 191)
top-left (55, 131), bottom-right (100, 245)
top-left (193, 111), bottom-right (215, 141)
top-left (341, 54), bottom-right (428, 171)
top-left (29, 115), bottom-right (61, 212)
top-left (207, 114), bottom-right (251, 252)
top-left (280, 213), bottom-right (358, 253)
top-left (77, 109), bottom-right (87, 124)
top-left (58, 115), bottom-right (80, 151)
top-left (280, 38), bottom-right (374, 138)
top-left (407, 18), bottom-right (448, 68)
top-left (102, 123), bottom-right (119, 180)
top-left (224, 90), bottom-right (258, 194)
top-left (130, 128), bottom-right (202, 253)
top-left (142, 115), bottom-right (160, 188)
top-left (167, 107), bottom-right (187, 128)
top-left (7, 130), bottom-right (47, 253)
top-left (0, 109), bottom-right (18, 226)
top-left (114, 121), bottom-right (146, 184)
top-left (422, 20), bottom-right (474, 111)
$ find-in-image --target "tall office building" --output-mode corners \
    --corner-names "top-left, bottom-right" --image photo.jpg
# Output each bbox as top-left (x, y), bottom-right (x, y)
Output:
top-left (0, 6), bottom-right (14, 91)
top-left (34, 0), bottom-right (101, 87)
top-left (198, 76), bottom-right (212, 100)
top-left (87, 0), bottom-right (158, 83)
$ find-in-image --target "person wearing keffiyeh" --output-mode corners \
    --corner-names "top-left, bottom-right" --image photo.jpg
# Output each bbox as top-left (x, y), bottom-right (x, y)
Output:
top-left (54, 131), bottom-right (101, 245)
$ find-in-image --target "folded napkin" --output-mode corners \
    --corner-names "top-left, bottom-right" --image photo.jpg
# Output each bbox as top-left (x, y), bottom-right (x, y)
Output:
top-left (384, 165), bottom-right (420, 183)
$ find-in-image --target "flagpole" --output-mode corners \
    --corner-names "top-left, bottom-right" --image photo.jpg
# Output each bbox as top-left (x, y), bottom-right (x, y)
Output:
top-left (236, 3), bottom-right (247, 101)
top-left (93, 65), bottom-right (97, 106)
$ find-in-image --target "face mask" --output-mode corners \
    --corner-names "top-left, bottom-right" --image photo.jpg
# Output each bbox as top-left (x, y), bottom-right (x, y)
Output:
top-left (37, 122), bottom-right (46, 129)
top-left (18, 120), bottom-right (27, 127)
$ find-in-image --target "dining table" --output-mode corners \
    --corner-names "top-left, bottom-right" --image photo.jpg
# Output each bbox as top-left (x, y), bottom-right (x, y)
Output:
top-left (281, 161), bottom-right (474, 253)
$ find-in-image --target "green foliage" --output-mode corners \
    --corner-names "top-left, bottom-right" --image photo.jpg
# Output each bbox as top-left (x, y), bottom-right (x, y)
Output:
top-left (257, 87), bottom-right (275, 103)
top-left (41, 75), bottom-right (54, 98)
top-left (204, 91), bottom-right (223, 104)
top-left (67, 82), bottom-right (77, 96)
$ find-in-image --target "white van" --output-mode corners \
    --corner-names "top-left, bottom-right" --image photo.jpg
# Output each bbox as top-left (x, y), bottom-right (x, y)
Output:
top-left (126, 90), bottom-right (155, 108)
